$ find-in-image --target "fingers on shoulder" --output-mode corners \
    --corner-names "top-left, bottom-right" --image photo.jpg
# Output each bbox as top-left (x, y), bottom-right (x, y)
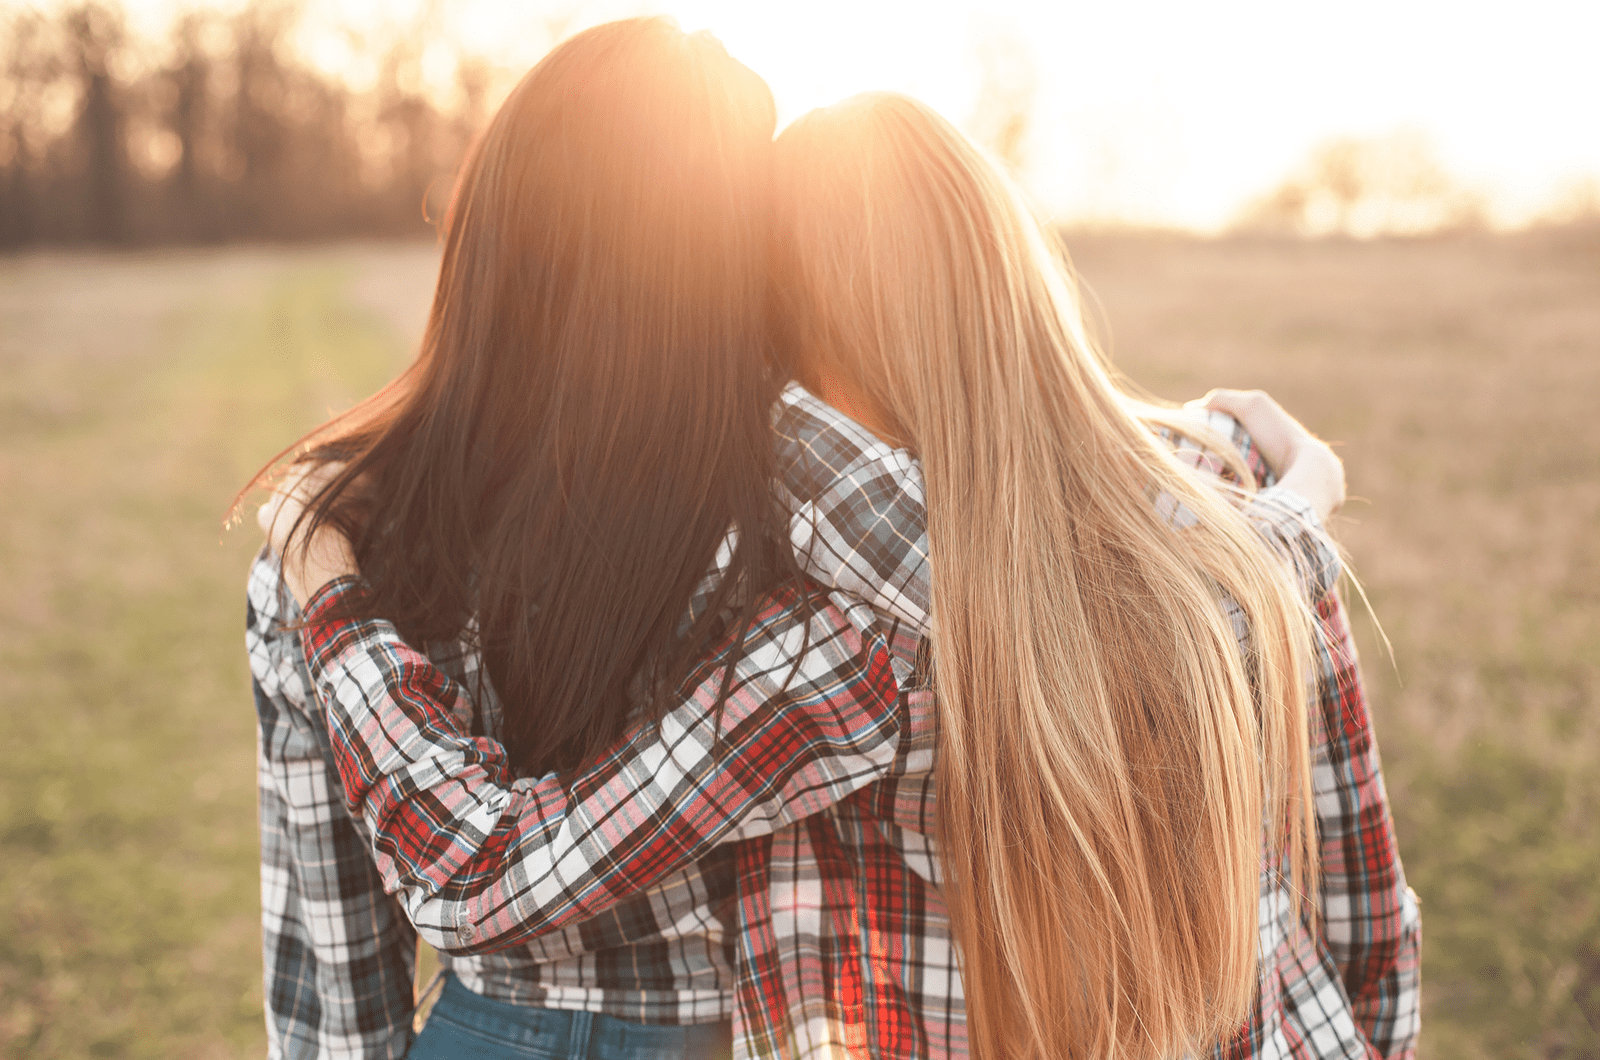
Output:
top-left (1201, 388), bottom-right (1277, 419)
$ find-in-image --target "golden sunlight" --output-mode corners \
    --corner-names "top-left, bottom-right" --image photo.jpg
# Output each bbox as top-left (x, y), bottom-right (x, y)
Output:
top-left (111, 0), bottom-right (1600, 231)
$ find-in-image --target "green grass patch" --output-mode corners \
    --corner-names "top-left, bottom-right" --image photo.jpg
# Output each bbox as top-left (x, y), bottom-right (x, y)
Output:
top-left (0, 254), bottom-right (410, 1059)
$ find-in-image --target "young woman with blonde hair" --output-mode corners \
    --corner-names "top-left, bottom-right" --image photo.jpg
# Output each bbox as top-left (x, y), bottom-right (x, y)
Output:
top-left (759, 92), bottom-right (1421, 1060)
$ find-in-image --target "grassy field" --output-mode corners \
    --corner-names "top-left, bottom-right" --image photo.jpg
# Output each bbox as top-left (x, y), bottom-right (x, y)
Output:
top-left (1071, 227), bottom-right (1600, 1060)
top-left (0, 230), bottom-right (1594, 1058)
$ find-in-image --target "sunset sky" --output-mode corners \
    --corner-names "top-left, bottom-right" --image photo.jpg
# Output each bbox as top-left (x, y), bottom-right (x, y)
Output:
top-left (115, 0), bottom-right (1600, 231)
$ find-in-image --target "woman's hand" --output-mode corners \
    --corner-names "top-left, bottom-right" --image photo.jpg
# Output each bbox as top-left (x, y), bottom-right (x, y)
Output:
top-left (256, 461), bottom-right (359, 607)
top-left (1189, 389), bottom-right (1346, 522)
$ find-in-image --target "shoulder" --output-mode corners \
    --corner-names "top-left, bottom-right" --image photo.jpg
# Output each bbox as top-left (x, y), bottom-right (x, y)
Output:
top-left (246, 546), bottom-right (322, 726)
top-left (1148, 408), bottom-right (1274, 490)
top-left (246, 545), bottom-right (297, 632)
top-left (771, 381), bottom-right (919, 487)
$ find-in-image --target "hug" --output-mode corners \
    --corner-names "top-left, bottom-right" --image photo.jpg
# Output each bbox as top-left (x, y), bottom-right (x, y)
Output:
top-left (247, 16), bottom-right (1419, 1060)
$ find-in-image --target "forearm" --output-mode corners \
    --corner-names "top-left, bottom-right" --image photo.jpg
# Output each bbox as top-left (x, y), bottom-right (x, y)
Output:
top-left (1241, 485), bottom-right (1344, 602)
top-left (775, 389), bottom-right (1342, 629)
top-left (1165, 407), bottom-right (1343, 602)
top-left (300, 578), bottom-right (916, 955)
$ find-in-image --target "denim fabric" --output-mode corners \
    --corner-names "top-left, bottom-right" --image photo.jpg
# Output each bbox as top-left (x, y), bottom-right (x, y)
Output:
top-left (408, 974), bottom-right (733, 1060)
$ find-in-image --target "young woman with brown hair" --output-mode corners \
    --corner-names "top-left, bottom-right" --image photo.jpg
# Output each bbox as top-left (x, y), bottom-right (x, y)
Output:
top-left (245, 19), bottom-right (858, 1059)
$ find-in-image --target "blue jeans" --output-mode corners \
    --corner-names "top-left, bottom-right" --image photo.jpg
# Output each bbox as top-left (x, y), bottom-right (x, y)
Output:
top-left (407, 974), bottom-right (734, 1060)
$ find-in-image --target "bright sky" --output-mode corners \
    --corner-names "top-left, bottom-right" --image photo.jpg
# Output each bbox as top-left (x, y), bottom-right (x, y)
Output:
top-left (119, 0), bottom-right (1600, 230)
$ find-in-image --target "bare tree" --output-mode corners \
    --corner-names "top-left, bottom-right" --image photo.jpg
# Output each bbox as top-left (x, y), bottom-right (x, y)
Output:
top-left (0, 0), bottom-right (564, 247)
top-left (228, 6), bottom-right (297, 235)
top-left (163, 12), bottom-right (213, 231)
top-left (1235, 130), bottom-right (1484, 237)
top-left (1, 10), bottom-right (63, 246)
top-left (375, 40), bottom-right (438, 228)
top-left (63, 2), bottom-right (130, 243)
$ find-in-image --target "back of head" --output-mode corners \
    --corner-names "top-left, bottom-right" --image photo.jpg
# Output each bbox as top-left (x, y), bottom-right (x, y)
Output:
top-left (288, 18), bottom-right (794, 775)
top-left (772, 94), bottom-right (1317, 1060)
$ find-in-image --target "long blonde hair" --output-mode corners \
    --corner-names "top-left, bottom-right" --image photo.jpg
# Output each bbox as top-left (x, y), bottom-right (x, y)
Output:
top-left (771, 94), bottom-right (1318, 1060)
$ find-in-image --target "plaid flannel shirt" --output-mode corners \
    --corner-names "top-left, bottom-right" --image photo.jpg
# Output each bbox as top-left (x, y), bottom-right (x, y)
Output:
top-left (251, 563), bottom-right (420, 1059)
top-left (251, 557), bottom-right (752, 1060)
top-left (252, 383), bottom-right (1417, 1059)
top-left (763, 386), bottom-right (1421, 1060)
top-left (252, 402), bottom-right (943, 1059)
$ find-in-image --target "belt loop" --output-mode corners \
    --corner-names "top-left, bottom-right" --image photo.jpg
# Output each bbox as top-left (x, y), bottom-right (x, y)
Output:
top-left (570, 1009), bottom-right (595, 1059)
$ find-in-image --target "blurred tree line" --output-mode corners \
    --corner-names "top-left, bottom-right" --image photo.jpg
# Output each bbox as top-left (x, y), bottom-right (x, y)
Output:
top-left (0, 1), bottom-right (500, 247)
top-left (1231, 130), bottom-right (1492, 238)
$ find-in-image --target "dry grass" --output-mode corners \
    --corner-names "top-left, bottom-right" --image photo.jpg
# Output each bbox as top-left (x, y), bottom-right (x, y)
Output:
top-left (0, 229), bottom-right (1594, 1058)
top-left (1070, 226), bottom-right (1600, 1059)
top-left (0, 244), bottom-right (425, 1059)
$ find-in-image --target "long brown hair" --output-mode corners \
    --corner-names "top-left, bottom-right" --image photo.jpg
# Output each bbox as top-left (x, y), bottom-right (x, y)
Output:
top-left (771, 94), bottom-right (1318, 1060)
top-left (243, 18), bottom-right (804, 776)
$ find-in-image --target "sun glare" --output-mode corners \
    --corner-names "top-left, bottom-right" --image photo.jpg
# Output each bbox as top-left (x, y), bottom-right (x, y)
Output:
top-left (666, 0), bottom-right (985, 127)
top-left (110, 0), bottom-right (1600, 231)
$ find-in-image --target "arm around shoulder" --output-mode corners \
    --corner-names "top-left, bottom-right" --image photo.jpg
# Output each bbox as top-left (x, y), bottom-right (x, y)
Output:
top-left (297, 576), bottom-right (919, 956)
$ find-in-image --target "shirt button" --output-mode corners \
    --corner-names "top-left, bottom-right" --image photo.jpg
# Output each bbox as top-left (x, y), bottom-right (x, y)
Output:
top-left (459, 923), bottom-right (475, 941)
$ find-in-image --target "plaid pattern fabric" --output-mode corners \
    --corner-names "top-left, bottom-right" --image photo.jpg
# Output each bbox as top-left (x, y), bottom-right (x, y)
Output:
top-left (298, 572), bottom-right (924, 957)
top-left (249, 556), bottom-right (749, 1058)
top-left (251, 559), bottom-right (419, 1060)
top-left (1205, 587), bottom-right (1421, 1060)
top-left (732, 624), bottom-right (961, 1060)
top-left (765, 385), bottom-right (1421, 1060)
top-left (253, 382), bottom-right (1416, 1060)
top-left (773, 389), bottom-right (1343, 633)
top-left (773, 391), bottom-right (932, 632)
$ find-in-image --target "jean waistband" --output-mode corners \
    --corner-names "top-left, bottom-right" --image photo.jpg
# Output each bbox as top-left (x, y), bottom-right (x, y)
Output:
top-left (423, 973), bottom-right (733, 1060)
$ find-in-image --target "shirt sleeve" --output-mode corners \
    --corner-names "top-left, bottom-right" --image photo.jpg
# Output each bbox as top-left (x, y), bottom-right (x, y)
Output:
top-left (1307, 592), bottom-right (1423, 1058)
top-left (772, 387), bottom-right (1419, 1053)
top-left (299, 578), bottom-right (918, 957)
top-left (248, 551), bottom-right (417, 1060)
top-left (772, 385), bottom-right (1342, 624)
top-left (1168, 411), bottom-right (1421, 1056)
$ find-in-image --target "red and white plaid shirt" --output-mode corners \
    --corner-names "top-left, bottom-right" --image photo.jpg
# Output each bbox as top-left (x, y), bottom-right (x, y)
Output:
top-left (753, 392), bottom-right (1421, 1059)
top-left (260, 384), bottom-right (1419, 1059)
